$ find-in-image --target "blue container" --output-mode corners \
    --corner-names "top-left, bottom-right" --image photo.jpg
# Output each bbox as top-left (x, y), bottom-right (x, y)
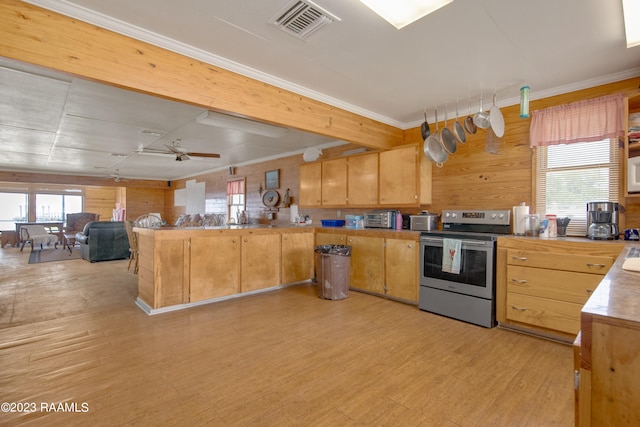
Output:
top-left (321, 219), bottom-right (345, 227)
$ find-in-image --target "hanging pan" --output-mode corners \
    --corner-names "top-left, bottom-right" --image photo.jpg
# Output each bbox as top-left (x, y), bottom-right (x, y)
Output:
top-left (464, 98), bottom-right (477, 134)
top-left (453, 100), bottom-right (466, 144)
top-left (473, 93), bottom-right (491, 129)
top-left (440, 103), bottom-right (457, 154)
top-left (489, 93), bottom-right (505, 138)
top-left (423, 108), bottom-right (448, 167)
top-left (420, 110), bottom-right (431, 140)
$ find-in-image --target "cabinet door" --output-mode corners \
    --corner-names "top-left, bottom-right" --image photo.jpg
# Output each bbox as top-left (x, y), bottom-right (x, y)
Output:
top-left (322, 158), bottom-right (347, 206)
top-left (379, 146), bottom-right (419, 205)
top-left (348, 153), bottom-right (378, 206)
top-left (385, 238), bottom-right (418, 302)
top-left (299, 162), bottom-right (322, 207)
top-left (281, 232), bottom-right (314, 284)
top-left (241, 233), bottom-right (281, 292)
top-left (348, 235), bottom-right (385, 294)
top-left (316, 232), bottom-right (346, 245)
top-left (156, 238), bottom-right (189, 308)
top-left (190, 235), bottom-right (241, 302)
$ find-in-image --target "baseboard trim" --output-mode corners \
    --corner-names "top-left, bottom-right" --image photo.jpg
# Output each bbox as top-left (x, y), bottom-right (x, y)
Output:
top-left (135, 280), bottom-right (311, 315)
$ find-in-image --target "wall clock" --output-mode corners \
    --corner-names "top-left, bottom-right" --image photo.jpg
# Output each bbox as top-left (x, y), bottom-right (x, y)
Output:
top-left (262, 190), bottom-right (280, 207)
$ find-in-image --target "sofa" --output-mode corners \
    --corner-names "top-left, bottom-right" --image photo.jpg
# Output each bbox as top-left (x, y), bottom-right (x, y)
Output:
top-left (76, 221), bottom-right (130, 262)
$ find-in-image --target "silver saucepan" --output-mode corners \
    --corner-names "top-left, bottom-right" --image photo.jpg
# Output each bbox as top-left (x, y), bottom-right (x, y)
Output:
top-left (424, 108), bottom-right (448, 167)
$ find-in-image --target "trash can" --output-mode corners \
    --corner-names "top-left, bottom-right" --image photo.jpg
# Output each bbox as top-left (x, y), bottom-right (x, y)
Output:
top-left (314, 245), bottom-right (351, 300)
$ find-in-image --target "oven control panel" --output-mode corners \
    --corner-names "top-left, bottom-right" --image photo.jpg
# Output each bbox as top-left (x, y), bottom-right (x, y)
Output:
top-left (442, 209), bottom-right (511, 226)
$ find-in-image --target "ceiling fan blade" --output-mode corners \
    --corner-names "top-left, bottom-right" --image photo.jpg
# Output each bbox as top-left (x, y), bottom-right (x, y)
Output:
top-left (188, 152), bottom-right (221, 158)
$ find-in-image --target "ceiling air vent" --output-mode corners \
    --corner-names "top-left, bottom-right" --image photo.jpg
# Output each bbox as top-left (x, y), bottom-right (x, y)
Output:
top-left (270, 0), bottom-right (341, 40)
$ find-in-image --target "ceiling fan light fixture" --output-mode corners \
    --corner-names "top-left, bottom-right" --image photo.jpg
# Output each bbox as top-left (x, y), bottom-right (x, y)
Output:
top-left (359, 0), bottom-right (453, 29)
top-left (622, 0), bottom-right (640, 48)
top-left (196, 110), bottom-right (288, 138)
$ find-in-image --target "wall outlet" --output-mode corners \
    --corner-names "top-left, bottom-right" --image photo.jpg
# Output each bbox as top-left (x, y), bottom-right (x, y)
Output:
top-left (337, 210), bottom-right (342, 218)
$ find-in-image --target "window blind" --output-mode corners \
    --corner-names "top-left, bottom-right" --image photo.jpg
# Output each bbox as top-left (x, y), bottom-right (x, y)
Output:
top-left (535, 139), bottom-right (619, 236)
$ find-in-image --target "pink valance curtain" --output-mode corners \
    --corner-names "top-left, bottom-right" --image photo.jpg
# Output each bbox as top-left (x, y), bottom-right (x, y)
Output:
top-left (529, 93), bottom-right (625, 147)
top-left (226, 179), bottom-right (244, 195)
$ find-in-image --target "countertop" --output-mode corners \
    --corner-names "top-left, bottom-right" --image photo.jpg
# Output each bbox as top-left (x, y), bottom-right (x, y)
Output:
top-left (582, 243), bottom-right (640, 323)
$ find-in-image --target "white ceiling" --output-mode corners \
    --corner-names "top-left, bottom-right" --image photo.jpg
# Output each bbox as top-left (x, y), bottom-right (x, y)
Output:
top-left (2, 0), bottom-right (639, 181)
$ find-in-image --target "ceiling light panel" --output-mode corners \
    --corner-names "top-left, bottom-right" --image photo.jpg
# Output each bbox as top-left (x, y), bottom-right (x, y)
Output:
top-left (622, 0), bottom-right (640, 48)
top-left (359, 0), bottom-right (453, 29)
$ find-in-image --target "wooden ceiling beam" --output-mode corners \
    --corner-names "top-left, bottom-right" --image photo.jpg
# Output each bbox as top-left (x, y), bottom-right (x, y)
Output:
top-left (0, 0), bottom-right (402, 151)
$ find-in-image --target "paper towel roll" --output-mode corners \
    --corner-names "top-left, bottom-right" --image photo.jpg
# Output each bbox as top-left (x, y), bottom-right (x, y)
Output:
top-left (289, 204), bottom-right (298, 224)
top-left (513, 204), bottom-right (529, 235)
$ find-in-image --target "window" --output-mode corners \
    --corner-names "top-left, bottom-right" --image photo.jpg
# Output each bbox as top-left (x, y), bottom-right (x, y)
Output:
top-left (0, 192), bottom-right (28, 229)
top-left (535, 139), bottom-right (619, 236)
top-left (226, 179), bottom-right (245, 223)
top-left (35, 194), bottom-right (83, 222)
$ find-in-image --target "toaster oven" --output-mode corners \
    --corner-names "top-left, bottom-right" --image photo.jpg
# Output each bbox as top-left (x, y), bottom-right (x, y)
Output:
top-left (364, 211), bottom-right (394, 229)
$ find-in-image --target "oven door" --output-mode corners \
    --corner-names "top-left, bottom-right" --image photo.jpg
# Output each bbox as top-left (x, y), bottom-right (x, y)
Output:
top-left (420, 236), bottom-right (495, 299)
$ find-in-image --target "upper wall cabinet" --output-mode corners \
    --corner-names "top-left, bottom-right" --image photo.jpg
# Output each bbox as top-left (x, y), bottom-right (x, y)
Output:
top-left (321, 158), bottom-right (348, 206)
top-left (347, 152), bottom-right (379, 205)
top-left (299, 162), bottom-right (322, 206)
top-left (299, 144), bottom-right (432, 208)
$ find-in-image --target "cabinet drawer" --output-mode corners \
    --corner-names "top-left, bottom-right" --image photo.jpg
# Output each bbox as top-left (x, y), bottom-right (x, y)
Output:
top-left (506, 292), bottom-right (582, 335)
top-left (507, 250), bottom-right (613, 274)
top-left (506, 265), bottom-right (599, 304)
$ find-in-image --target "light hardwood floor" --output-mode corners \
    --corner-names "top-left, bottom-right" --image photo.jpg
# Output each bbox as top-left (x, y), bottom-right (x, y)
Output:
top-left (0, 246), bottom-right (574, 426)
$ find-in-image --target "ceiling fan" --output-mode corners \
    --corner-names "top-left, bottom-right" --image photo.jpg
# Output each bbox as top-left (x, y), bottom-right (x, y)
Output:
top-left (106, 169), bottom-right (129, 182)
top-left (139, 140), bottom-right (221, 161)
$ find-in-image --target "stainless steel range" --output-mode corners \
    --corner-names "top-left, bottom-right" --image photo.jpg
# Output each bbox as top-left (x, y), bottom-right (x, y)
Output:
top-left (419, 209), bottom-right (511, 328)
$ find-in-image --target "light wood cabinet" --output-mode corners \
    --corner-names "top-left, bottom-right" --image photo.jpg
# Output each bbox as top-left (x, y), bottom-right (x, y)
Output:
top-left (299, 162), bottom-right (322, 206)
top-left (321, 158), bottom-right (347, 206)
top-left (316, 231), bottom-right (346, 245)
top-left (299, 144), bottom-right (431, 208)
top-left (241, 233), bottom-right (281, 292)
top-left (281, 231), bottom-right (314, 284)
top-left (385, 237), bottom-right (419, 302)
top-left (190, 235), bottom-right (241, 302)
top-left (137, 233), bottom-right (189, 309)
top-left (348, 235), bottom-right (385, 294)
top-left (379, 145), bottom-right (419, 206)
top-left (347, 152), bottom-right (378, 206)
top-left (496, 237), bottom-right (623, 341)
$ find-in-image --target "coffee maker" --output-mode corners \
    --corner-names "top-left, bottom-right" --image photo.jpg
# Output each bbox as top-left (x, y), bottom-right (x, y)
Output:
top-left (586, 202), bottom-right (619, 240)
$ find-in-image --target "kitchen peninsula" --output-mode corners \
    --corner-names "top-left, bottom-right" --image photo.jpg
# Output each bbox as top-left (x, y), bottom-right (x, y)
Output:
top-left (134, 225), bottom-right (421, 313)
top-left (135, 225), bottom-right (315, 313)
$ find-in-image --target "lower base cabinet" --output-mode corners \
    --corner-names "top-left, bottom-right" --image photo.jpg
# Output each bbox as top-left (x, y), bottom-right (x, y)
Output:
top-left (497, 237), bottom-right (623, 341)
top-left (348, 235), bottom-right (385, 294)
top-left (241, 233), bottom-right (281, 293)
top-left (385, 238), bottom-right (418, 302)
top-left (190, 235), bottom-right (241, 302)
top-left (281, 232), bottom-right (314, 284)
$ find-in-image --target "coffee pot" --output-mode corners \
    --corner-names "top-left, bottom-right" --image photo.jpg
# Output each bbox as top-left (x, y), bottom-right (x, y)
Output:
top-left (586, 202), bottom-right (619, 240)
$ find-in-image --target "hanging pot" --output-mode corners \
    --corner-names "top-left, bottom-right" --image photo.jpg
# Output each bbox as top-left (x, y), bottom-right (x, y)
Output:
top-left (464, 98), bottom-right (477, 134)
top-left (453, 100), bottom-right (466, 144)
top-left (420, 110), bottom-right (431, 140)
top-left (489, 93), bottom-right (505, 138)
top-left (440, 103), bottom-right (457, 154)
top-left (423, 108), bottom-right (448, 167)
top-left (473, 93), bottom-right (491, 129)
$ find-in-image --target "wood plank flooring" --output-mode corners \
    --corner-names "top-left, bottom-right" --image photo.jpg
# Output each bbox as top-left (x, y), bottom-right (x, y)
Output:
top-left (0, 246), bottom-right (574, 426)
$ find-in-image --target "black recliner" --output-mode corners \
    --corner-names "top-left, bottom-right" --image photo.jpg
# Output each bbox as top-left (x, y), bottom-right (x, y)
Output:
top-left (76, 221), bottom-right (130, 262)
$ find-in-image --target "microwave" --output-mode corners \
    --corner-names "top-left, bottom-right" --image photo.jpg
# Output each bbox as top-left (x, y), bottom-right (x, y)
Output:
top-left (629, 156), bottom-right (640, 193)
top-left (364, 211), bottom-right (394, 229)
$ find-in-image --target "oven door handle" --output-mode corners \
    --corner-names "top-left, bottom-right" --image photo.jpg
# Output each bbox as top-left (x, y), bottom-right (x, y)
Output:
top-left (421, 237), bottom-right (490, 247)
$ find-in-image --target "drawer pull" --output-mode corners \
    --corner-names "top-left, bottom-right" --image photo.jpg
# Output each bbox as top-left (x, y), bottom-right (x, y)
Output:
top-left (586, 263), bottom-right (606, 269)
top-left (512, 256), bottom-right (528, 261)
top-left (511, 279), bottom-right (528, 284)
top-left (511, 305), bottom-right (527, 312)
top-left (586, 289), bottom-right (593, 293)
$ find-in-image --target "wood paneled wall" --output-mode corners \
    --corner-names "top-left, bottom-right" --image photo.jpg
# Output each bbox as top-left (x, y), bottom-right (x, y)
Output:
top-left (403, 77), bottom-right (640, 230)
